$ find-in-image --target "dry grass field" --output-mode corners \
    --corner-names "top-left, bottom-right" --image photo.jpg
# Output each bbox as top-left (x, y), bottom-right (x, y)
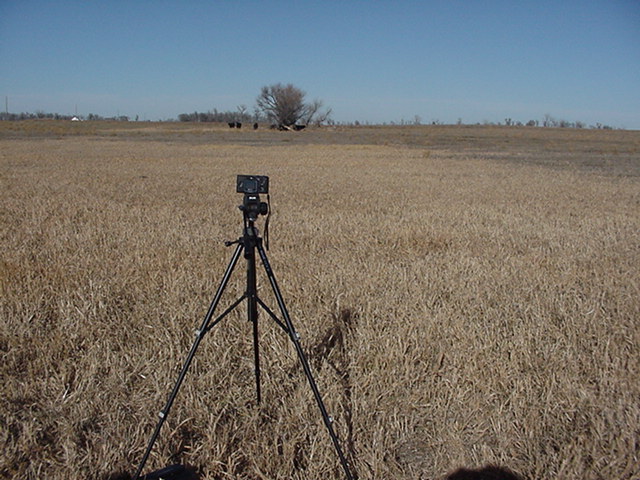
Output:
top-left (1, 121), bottom-right (639, 479)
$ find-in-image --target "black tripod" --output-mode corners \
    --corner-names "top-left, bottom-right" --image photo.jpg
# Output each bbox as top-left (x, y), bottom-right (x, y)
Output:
top-left (132, 193), bottom-right (355, 480)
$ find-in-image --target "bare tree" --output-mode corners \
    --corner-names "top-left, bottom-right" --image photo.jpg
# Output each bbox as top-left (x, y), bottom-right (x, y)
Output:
top-left (302, 98), bottom-right (332, 125)
top-left (543, 113), bottom-right (557, 128)
top-left (256, 83), bottom-right (331, 127)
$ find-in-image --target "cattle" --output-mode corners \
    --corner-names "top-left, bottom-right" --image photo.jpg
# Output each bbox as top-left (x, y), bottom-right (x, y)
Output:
top-left (253, 122), bottom-right (258, 130)
top-left (228, 122), bottom-right (235, 128)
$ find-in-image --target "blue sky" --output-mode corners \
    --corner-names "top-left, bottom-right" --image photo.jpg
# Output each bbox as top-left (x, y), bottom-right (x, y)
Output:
top-left (1, 1), bottom-right (639, 128)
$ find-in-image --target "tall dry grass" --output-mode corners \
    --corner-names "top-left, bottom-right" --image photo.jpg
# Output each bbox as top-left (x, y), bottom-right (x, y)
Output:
top-left (1, 125), bottom-right (639, 479)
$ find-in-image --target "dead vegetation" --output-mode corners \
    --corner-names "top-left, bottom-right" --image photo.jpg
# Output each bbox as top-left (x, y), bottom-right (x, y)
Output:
top-left (1, 124), bottom-right (638, 479)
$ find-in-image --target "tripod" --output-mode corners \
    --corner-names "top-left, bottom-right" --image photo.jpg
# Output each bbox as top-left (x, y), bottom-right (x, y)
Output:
top-left (132, 204), bottom-right (355, 480)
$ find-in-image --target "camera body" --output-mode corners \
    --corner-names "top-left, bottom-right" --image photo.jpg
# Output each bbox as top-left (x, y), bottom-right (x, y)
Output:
top-left (237, 175), bottom-right (269, 194)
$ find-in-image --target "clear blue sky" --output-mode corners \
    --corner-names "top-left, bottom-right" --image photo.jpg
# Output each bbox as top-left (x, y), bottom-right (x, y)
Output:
top-left (1, 0), bottom-right (639, 128)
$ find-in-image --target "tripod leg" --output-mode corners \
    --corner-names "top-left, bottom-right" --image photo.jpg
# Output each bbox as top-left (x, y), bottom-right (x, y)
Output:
top-left (132, 243), bottom-right (244, 480)
top-left (252, 305), bottom-right (261, 404)
top-left (246, 240), bottom-right (261, 404)
top-left (256, 242), bottom-right (355, 480)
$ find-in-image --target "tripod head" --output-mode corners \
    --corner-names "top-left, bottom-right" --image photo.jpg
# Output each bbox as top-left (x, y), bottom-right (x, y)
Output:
top-left (240, 193), bottom-right (268, 222)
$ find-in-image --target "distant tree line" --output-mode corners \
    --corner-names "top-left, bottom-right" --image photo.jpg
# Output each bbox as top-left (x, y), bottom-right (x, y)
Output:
top-left (86, 113), bottom-right (131, 121)
top-left (342, 115), bottom-right (616, 130)
top-left (0, 111), bottom-right (77, 121)
top-left (177, 106), bottom-right (261, 124)
top-left (0, 108), bottom-right (619, 130)
top-left (0, 111), bottom-right (131, 121)
top-left (502, 114), bottom-right (609, 129)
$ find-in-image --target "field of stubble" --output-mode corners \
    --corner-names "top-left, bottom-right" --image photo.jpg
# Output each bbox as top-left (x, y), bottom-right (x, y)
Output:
top-left (1, 122), bottom-right (639, 480)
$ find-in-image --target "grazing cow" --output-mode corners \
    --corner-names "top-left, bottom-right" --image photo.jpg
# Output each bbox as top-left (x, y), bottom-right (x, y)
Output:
top-left (236, 122), bottom-right (242, 129)
top-left (228, 122), bottom-right (235, 128)
top-left (253, 122), bottom-right (258, 130)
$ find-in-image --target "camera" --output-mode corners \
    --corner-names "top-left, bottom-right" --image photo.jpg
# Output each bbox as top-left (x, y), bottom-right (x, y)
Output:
top-left (237, 175), bottom-right (269, 221)
top-left (237, 175), bottom-right (269, 194)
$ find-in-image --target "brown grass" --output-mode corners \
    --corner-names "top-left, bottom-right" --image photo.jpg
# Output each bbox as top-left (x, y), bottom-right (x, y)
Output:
top-left (1, 123), bottom-right (639, 479)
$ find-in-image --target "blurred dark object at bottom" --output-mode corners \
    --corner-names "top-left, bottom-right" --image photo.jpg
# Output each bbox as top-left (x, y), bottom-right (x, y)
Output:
top-left (445, 465), bottom-right (524, 480)
top-left (108, 464), bottom-right (198, 480)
